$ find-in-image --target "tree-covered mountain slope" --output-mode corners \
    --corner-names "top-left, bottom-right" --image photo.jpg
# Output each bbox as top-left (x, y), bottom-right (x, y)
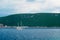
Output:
top-left (0, 13), bottom-right (60, 27)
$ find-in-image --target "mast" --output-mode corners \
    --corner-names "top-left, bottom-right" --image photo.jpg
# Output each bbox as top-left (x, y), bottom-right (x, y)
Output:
top-left (17, 15), bottom-right (23, 27)
top-left (17, 22), bottom-right (19, 27)
top-left (20, 21), bottom-right (22, 26)
top-left (17, 20), bottom-right (22, 26)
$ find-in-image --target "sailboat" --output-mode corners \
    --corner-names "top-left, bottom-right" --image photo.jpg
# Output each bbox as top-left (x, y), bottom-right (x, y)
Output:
top-left (16, 21), bottom-right (23, 30)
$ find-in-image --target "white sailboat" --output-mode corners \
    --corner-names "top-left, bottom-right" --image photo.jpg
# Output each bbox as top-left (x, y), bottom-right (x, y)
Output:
top-left (17, 21), bottom-right (23, 30)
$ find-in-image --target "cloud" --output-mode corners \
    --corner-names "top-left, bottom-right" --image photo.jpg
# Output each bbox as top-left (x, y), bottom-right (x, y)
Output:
top-left (9, 0), bottom-right (60, 13)
top-left (0, 0), bottom-right (60, 17)
top-left (9, 0), bottom-right (43, 13)
top-left (26, 0), bottom-right (35, 2)
top-left (38, 0), bottom-right (60, 13)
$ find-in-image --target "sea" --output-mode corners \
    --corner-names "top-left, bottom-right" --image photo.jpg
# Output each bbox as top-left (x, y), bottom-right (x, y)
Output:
top-left (0, 28), bottom-right (60, 40)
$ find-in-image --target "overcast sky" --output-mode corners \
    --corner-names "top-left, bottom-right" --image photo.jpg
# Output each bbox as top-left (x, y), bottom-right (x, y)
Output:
top-left (0, 0), bottom-right (60, 17)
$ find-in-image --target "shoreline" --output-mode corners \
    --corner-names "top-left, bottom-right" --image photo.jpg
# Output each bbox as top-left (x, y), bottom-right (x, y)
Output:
top-left (0, 27), bottom-right (60, 29)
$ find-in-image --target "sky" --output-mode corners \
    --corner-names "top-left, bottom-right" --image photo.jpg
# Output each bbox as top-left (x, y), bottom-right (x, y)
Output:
top-left (0, 0), bottom-right (60, 17)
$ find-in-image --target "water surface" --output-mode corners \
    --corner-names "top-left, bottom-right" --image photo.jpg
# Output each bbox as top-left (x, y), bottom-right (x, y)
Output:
top-left (0, 28), bottom-right (60, 40)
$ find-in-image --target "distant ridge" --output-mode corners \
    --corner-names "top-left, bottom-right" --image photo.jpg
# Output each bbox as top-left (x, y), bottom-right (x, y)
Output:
top-left (0, 13), bottom-right (60, 27)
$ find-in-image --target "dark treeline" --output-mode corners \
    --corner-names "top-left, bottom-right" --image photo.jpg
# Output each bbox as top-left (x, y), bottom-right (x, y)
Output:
top-left (0, 13), bottom-right (60, 27)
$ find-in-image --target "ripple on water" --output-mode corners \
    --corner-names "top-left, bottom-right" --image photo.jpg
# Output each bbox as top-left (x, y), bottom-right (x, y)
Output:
top-left (0, 28), bottom-right (60, 40)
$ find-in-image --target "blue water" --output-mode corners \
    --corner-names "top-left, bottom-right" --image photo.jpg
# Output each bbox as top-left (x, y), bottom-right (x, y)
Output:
top-left (0, 28), bottom-right (60, 40)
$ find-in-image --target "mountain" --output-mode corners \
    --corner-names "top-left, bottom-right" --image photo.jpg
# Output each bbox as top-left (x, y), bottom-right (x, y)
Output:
top-left (0, 13), bottom-right (60, 27)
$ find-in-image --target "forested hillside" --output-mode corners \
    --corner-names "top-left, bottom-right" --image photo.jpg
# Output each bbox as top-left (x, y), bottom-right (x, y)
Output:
top-left (0, 13), bottom-right (60, 27)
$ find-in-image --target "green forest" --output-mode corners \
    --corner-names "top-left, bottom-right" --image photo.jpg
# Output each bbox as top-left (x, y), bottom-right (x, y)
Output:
top-left (0, 13), bottom-right (60, 27)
